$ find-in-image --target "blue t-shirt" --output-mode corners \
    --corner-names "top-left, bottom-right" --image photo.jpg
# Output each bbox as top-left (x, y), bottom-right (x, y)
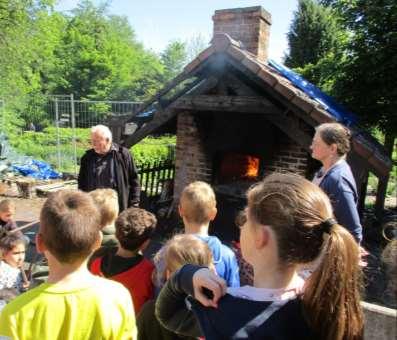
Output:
top-left (195, 235), bottom-right (240, 287)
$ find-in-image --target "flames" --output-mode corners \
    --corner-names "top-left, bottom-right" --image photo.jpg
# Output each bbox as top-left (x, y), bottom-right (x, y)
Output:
top-left (219, 153), bottom-right (260, 180)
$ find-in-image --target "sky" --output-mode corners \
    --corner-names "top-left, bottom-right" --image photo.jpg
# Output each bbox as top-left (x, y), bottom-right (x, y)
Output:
top-left (56, 0), bottom-right (298, 62)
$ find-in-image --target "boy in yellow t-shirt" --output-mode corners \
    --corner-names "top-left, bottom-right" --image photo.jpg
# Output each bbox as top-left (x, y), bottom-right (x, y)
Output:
top-left (0, 190), bottom-right (136, 340)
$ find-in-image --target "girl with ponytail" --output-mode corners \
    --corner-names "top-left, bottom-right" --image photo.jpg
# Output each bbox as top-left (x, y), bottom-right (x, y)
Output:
top-left (156, 173), bottom-right (364, 340)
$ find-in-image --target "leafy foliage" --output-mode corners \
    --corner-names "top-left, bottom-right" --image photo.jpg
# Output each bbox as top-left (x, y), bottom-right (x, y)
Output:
top-left (285, 0), bottom-right (396, 198)
top-left (10, 127), bottom-right (175, 172)
top-left (161, 40), bottom-right (188, 82)
top-left (331, 0), bottom-right (397, 137)
top-left (0, 0), bottom-right (189, 135)
top-left (285, 0), bottom-right (343, 68)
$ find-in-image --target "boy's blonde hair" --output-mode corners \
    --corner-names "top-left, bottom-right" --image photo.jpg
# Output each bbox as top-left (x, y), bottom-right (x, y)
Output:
top-left (89, 189), bottom-right (119, 228)
top-left (0, 199), bottom-right (15, 213)
top-left (180, 181), bottom-right (216, 225)
top-left (156, 234), bottom-right (213, 278)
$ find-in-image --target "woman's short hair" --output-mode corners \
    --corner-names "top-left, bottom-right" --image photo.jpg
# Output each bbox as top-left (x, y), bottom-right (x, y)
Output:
top-left (316, 123), bottom-right (351, 156)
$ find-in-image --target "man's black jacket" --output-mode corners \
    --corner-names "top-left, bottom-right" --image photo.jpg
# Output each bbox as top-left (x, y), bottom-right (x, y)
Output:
top-left (78, 143), bottom-right (140, 211)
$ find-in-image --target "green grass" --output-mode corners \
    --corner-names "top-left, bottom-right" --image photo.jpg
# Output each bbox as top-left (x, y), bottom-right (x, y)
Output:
top-left (10, 127), bottom-right (176, 173)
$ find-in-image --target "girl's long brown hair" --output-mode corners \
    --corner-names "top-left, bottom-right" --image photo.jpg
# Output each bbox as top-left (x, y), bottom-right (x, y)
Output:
top-left (247, 173), bottom-right (363, 340)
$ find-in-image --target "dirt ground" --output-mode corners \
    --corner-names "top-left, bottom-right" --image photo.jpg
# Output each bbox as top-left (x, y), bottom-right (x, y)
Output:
top-left (2, 183), bottom-right (45, 224)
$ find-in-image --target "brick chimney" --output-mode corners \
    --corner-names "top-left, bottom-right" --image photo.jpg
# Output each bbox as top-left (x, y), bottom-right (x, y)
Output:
top-left (213, 6), bottom-right (272, 62)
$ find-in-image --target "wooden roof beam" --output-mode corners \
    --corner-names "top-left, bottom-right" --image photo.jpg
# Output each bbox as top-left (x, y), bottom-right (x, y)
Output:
top-left (171, 95), bottom-right (282, 115)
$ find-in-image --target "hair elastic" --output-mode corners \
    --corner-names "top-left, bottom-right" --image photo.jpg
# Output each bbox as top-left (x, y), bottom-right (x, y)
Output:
top-left (320, 218), bottom-right (337, 234)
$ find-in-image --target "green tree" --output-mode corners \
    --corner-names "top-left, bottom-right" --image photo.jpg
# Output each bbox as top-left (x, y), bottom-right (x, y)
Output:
top-left (0, 0), bottom-right (63, 129)
top-left (332, 0), bottom-right (397, 211)
top-left (160, 40), bottom-right (187, 82)
top-left (332, 0), bottom-right (397, 137)
top-left (55, 1), bottom-right (164, 101)
top-left (285, 0), bottom-right (342, 68)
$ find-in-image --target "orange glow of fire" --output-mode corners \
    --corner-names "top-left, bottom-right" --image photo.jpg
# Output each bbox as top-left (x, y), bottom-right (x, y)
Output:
top-left (220, 153), bottom-right (260, 180)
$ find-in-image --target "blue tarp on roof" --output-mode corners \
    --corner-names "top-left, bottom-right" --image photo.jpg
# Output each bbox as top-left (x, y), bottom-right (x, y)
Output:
top-left (268, 59), bottom-right (358, 127)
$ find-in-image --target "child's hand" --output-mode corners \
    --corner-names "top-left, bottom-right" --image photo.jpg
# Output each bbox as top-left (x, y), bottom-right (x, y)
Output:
top-left (192, 268), bottom-right (227, 308)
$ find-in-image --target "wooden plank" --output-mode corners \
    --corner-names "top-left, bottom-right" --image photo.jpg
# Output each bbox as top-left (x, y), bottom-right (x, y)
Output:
top-left (171, 95), bottom-right (282, 115)
top-left (35, 180), bottom-right (77, 197)
top-left (122, 77), bottom-right (219, 148)
top-left (34, 180), bottom-right (76, 191)
top-left (129, 55), bottom-right (216, 121)
top-left (220, 73), bottom-right (259, 96)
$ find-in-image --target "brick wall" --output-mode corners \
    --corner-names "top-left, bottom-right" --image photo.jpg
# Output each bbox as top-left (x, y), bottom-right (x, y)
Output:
top-left (213, 6), bottom-right (272, 62)
top-left (174, 110), bottom-right (310, 199)
top-left (267, 143), bottom-right (309, 176)
top-left (174, 112), bottom-right (212, 199)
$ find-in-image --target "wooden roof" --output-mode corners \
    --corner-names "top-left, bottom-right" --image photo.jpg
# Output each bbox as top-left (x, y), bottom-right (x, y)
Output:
top-left (122, 33), bottom-right (392, 178)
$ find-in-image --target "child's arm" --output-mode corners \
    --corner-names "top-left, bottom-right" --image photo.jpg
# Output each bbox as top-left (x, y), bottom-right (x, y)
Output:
top-left (192, 267), bottom-right (227, 307)
top-left (155, 264), bottom-right (226, 337)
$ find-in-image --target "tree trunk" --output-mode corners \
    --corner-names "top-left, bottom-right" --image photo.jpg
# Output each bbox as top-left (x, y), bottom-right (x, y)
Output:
top-left (375, 131), bottom-right (395, 217)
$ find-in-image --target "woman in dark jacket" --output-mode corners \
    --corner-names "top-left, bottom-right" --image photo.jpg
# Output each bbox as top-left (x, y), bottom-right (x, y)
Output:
top-left (310, 122), bottom-right (362, 243)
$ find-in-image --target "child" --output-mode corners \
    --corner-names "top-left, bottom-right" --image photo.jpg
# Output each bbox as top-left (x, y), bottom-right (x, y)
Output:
top-left (0, 288), bottom-right (17, 312)
top-left (89, 188), bottom-right (119, 247)
top-left (156, 173), bottom-right (363, 340)
top-left (179, 181), bottom-right (239, 287)
top-left (0, 234), bottom-right (29, 293)
top-left (0, 199), bottom-right (18, 237)
top-left (0, 190), bottom-right (136, 339)
top-left (137, 234), bottom-right (213, 340)
top-left (90, 207), bottom-right (156, 314)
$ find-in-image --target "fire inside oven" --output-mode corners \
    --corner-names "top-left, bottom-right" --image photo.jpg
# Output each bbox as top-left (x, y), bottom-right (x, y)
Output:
top-left (218, 152), bottom-right (260, 182)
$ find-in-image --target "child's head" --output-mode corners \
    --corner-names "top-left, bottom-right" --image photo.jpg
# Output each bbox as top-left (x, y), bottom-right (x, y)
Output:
top-left (179, 181), bottom-right (217, 226)
top-left (243, 172), bottom-right (362, 340)
top-left (0, 234), bottom-right (27, 268)
top-left (115, 207), bottom-right (156, 252)
top-left (155, 234), bottom-right (213, 283)
top-left (0, 199), bottom-right (15, 223)
top-left (39, 190), bottom-right (101, 264)
top-left (244, 172), bottom-right (336, 266)
top-left (89, 188), bottom-right (119, 228)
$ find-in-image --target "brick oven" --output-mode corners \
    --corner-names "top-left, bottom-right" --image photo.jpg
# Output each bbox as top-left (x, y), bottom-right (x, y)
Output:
top-left (117, 7), bottom-right (391, 241)
top-left (175, 108), bottom-right (310, 241)
top-left (171, 7), bottom-right (312, 240)
top-left (174, 7), bottom-right (310, 199)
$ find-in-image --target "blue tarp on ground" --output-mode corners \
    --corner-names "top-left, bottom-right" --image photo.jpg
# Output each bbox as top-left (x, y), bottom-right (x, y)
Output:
top-left (268, 59), bottom-right (358, 127)
top-left (12, 160), bottom-right (61, 180)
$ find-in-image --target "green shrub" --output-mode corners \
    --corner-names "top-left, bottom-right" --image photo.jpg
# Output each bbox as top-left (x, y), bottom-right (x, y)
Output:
top-left (9, 127), bottom-right (175, 173)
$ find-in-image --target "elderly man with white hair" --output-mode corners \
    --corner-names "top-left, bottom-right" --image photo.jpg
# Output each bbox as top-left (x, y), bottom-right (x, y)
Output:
top-left (78, 124), bottom-right (140, 211)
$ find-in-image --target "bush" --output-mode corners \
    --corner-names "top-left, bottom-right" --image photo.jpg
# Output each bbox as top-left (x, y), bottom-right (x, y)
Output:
top-left (9, 127), bottom-right (175, 173)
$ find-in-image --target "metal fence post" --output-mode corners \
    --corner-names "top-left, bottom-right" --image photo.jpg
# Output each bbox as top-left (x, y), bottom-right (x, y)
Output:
top-left (70, 94), bottom-right (78, 176)
top-left (0, 100), bottom-right (4, 134)
top-left (54, 98), bottom-right (61, 171)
